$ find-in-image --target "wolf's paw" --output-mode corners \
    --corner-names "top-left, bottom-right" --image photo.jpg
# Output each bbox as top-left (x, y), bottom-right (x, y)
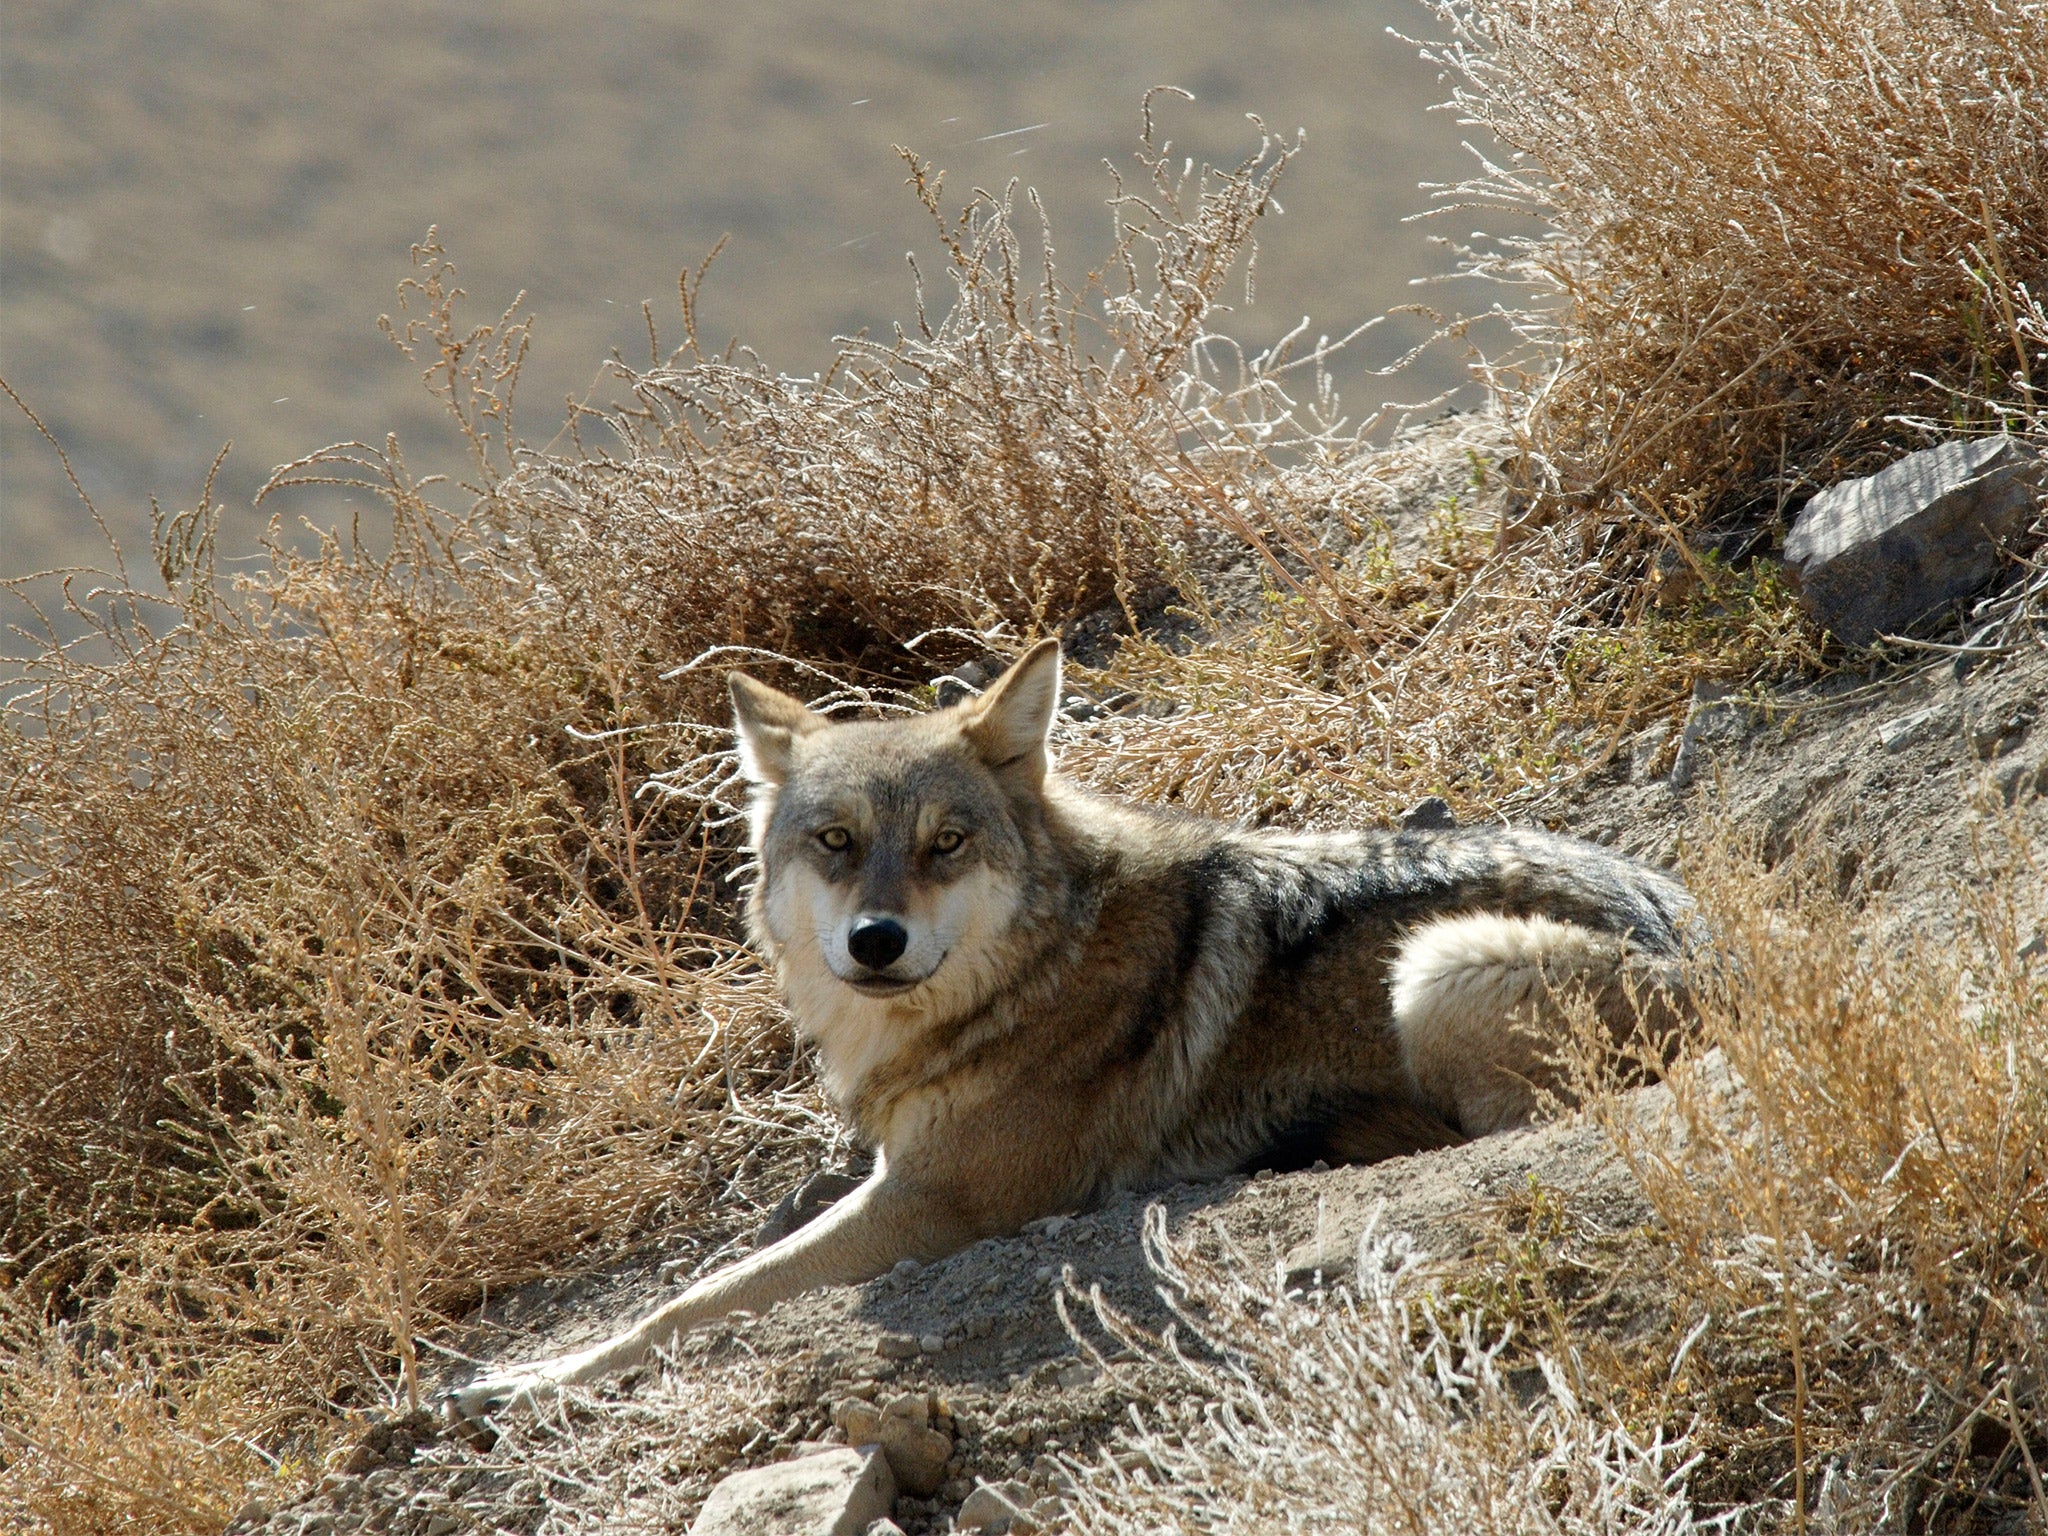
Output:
top-left (440, 1352), bottom-right (589, 1423)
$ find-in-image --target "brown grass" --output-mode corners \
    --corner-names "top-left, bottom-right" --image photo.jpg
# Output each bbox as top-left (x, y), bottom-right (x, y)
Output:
top-left (1585, 830), bottom-right (2048, 1531)
top-left (1424, 0), bottom-right (2048, 527)
top-left (0, 110), bottom-right (1414, 1533)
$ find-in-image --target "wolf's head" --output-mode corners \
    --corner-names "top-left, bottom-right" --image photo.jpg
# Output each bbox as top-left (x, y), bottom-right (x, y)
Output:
top-left (727, 641), bottom-right (1063, 1028)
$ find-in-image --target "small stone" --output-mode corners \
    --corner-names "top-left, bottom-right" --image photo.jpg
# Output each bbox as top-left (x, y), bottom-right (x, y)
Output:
top-left (863, 1521), bottom-right (908, 1536)
top-left (878, 1416), bottom-right (954, 1496)
top-left (1054, 1363), bottom-right (1099, 1390)
top-left (1398, 795), bottom-right (1457, 831)
top-left (940, 1477), bottom-right (977, 1503)
top-left (423, 1517), bottom-right (459, 1536)
top-left (889, 1258), bottom-right (922, 1282)
top-left (1990, 756), bottom-right (2044, 806)
top-left (875, 1333), bottom-right (921, 1360)
top-left (1029, 1454), bottom-right (1075, 1491)
top-left (881, 1392), bottom-right (930, 1423)
top-left (690, 1445), bottom-right (895, 1536)
top-left (919, 1333), bottom-right (947, 1355)
top-left (834, 1398), bottom-right (885, 1445)
top-left (1783, 436), bottom-right (2043, 646)
top-left (1878, 703), bottom-right (1954, 753)
top-left (957, 1479), bottom-right (1036, 1532)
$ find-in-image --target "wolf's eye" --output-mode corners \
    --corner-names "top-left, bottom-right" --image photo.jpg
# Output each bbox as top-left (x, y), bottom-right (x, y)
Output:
top-left (932, 828), bottom-right (967, 855)
top-left (817, 827), bottom-right (852, 852)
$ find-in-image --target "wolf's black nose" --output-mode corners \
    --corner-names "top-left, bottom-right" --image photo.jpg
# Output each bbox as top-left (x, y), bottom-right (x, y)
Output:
top-left (847, 916), bottom-right (909, 970)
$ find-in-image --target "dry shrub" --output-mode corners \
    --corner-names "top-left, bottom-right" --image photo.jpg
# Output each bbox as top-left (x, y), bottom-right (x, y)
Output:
top-left (1575, 828), bottom-right (2048, 1531)
top-left (0, 472), bottom-right (816, 1532)
top-left (0, 107), bottom-right (1387, 1534)
top-left (1059, 412), bottom-right (1816, 829)
top-left (1427, 0), bottom-right (2048, 522)
top-left (469, 95), bottom-right (1354, 692)
top-left (1057, 1208), bottom-right (1715, 1535)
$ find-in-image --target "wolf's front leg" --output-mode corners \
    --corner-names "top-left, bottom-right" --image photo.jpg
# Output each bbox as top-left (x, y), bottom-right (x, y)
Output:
top-left (442, 1168), bottom-right (976, 1420)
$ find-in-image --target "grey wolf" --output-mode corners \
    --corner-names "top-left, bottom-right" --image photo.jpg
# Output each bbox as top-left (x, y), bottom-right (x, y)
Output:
top-left (447, 640), bottom-right (1692, 1416)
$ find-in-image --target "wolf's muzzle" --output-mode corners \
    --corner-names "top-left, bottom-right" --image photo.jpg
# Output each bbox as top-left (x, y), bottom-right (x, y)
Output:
top-left (847, 915), bottom-right (909, 971)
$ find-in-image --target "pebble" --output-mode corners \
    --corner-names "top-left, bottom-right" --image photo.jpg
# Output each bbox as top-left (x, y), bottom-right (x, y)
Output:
top-left (1878, 703), bottom-right (1955, 753)
top-left (691, 1445), bottom-right (895, 1536)
top-left (879, 1416), bottom-right (955, 1496)
top-left (835, 1398), bottom-right (885, 1444)
top-left (875, 1332), bottom-right (921, 1360)
top-left (957, 1479), bottom-right (1036, 1532)
top-left (919, 1333), bottom-right (947, 1354)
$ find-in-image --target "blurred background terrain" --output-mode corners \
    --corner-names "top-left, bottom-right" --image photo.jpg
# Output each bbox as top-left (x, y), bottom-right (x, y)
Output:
top-left (1, 0), bottom-right (1473, 601)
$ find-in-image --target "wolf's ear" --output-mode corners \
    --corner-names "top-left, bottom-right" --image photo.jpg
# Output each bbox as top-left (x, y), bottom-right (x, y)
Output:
top-left (962, 639), bottom-right (1062, 779)
top-left (729, 672), bottom-right (824, 785)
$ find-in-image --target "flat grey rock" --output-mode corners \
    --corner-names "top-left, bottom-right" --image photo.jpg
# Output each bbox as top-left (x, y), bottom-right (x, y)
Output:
top-left (1783, 436), bottom-right (2041, 646)
top-left (690, 1446), bottom-right (895, 1536)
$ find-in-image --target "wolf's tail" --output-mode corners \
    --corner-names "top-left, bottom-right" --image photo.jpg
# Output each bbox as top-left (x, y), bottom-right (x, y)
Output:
top-left (1389, 913), bottom-right (1691, 1136)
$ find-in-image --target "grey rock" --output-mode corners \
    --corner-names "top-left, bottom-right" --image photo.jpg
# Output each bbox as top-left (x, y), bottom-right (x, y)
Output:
top-left (874, 1332), bottom-right (921, 1361)
top-left (1783, 436), bottom-right (2043, 646)
top-left (876, 1415), bottom-right (953, 1496)
top-left (1398, 795), bottom-right (1457, 831)
top-left (957, 1479), bottom-right (1036, 1532)
top-left (690, 1445), bottom-right (895, 1536)
top-left (1989, 754), bottom-right (2045, 806)
top-left (1878, 703), bottom-right (1956, 753)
